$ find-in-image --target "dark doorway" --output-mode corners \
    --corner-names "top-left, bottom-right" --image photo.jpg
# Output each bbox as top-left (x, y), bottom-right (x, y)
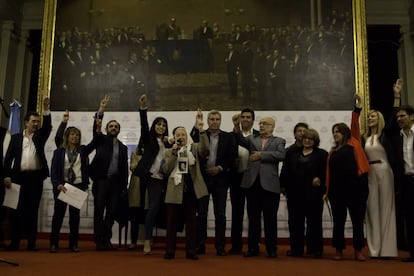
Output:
top-left (367, 24), bottom-right (401, 122)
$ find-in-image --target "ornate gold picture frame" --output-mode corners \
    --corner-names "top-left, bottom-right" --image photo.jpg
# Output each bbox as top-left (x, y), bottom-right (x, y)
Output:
top-left (37, 0), bottom-right (369, 129)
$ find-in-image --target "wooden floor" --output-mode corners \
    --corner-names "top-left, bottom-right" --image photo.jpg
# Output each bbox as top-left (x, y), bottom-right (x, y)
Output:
top-left (0, 240), bottom-right (413, 275)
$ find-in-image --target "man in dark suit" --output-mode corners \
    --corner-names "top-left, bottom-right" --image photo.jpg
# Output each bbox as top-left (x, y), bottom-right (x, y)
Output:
top-left (234, 116), bottom-right (286, 258)
top-left (389, 80), bottom-right (414, 262)
top-left (191, 110), bottom-right (237, 256)
top-left (228, 108), bottom-right (259, 254)
top-left (224, 43), bottom-right (240, 98)
top-left (268, 49), bottom-right (288, 101)
top-left (4, 96), bottom-right (52, 251)
top-left (88, 96), bottom-right (128, 251)
top-left (239, 41), bottom-right (254, 104)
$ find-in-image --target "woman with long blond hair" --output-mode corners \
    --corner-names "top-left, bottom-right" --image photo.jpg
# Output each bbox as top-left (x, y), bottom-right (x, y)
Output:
top-left (363, 104), bottom-right (398, 257)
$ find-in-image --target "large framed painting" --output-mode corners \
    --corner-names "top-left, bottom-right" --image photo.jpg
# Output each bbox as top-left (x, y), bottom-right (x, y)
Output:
top-left (38, 0), bottom-right (369, 115)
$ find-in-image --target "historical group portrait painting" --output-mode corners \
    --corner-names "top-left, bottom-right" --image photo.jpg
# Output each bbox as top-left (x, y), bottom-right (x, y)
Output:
top-left (51, 0), bottom-right (355, 111)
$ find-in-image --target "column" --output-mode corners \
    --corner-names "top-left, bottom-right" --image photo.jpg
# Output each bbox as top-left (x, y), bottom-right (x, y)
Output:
top-left (398, 24), bottom-right (414, 106)
top-left (0, 21), bottom-right (14, 123)
top-left (317, 0), bottom-right (322, 27)
top-left (310, 0), bottom-right (315, 30)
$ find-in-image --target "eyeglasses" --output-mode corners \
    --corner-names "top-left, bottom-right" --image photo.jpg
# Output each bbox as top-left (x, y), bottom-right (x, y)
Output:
top-left (259, 122), bottom-right (272, 126)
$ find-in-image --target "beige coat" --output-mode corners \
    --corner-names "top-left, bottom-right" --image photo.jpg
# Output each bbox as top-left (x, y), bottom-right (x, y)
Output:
top-left (127, 150), bottom-right (148, 208)
top-left (162, 132), bottom-right (209, 204)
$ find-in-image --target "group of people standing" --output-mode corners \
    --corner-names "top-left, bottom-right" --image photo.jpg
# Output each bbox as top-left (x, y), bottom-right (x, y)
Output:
top-left (281, 79), bottom-right (413, 262)
top-left (2, 79), bottom-right (414, 263)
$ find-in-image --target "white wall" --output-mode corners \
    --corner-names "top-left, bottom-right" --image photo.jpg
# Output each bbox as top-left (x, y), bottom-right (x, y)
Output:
top-left (37, 110), bottom-right (354, 241)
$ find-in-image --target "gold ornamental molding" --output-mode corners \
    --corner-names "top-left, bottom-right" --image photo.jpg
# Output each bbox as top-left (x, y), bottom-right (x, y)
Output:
top-left (37, 0), bottom-right (56, 113)
top-left (353, 0), bottom-right (370, 134)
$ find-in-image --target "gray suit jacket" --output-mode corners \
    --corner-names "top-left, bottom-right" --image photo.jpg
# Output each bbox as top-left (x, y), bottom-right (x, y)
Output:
top-left (238, 133), bottom-right (286, 193)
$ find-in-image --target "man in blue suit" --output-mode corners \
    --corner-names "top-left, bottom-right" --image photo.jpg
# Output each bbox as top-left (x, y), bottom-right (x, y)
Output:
top-left (234, 116), bottom-right (286, 258)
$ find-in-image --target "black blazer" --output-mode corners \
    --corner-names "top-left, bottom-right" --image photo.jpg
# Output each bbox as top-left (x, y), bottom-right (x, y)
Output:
top-left (4, 114), bottom-right (52, 182)
top-left (191, 127), bottom-right (238, 178)
top-left (134, 108), bottom-right (171, 179)
top-left (88, 114), bottom-right (128, 190)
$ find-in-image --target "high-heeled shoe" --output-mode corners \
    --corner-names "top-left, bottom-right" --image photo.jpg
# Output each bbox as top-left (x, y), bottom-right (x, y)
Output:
top-left (143, 240), bottom-right (151, 255)
top-left (333, 249), bottom-right (343, 260)
top-left (354, 250), bottom-right (366, 261)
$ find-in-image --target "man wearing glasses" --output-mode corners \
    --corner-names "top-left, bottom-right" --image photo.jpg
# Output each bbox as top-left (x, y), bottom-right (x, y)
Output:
top-left (233, 116), bottom-right (286, 258)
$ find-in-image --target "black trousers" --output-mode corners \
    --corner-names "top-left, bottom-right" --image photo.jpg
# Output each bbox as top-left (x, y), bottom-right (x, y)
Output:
top-left (287, 196), bottom-right (323, 254)
top-left (129, 207), bottom-right (146, 244)
top-left (50, 183), bottom-right (88, 247)
top-left (92, 176), bottom-right (121, 244)
top-left (166, 186), bottom-right (198, 256)
top-left (9, 171), bottom-right (44, 248)
top-left (229, 172), bottom-right (245, 251)
top-left (245, 178), bottom-right (280, 254)
top-left (329, 177), bottom-right (368, 251)
top-left (196, 176), bottom-right (228, 251)
top-left (402, 175), bottom-right (414, 256)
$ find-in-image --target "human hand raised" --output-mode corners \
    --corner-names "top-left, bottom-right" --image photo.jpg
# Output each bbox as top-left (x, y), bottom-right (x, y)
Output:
top-left (62, 109), bottom-right (69, 123)
top-left (393, 78), bottom-right (403, 96)
top-left (99, 95), bottom-right (110, 112)
top-left (139, 94), bottom-right (148, 109)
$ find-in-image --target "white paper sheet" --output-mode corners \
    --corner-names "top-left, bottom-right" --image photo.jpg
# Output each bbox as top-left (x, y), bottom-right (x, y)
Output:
top-left (57, 183), bottom-right (88, 209)
top-left (3, 183), bottom-right (20, 209)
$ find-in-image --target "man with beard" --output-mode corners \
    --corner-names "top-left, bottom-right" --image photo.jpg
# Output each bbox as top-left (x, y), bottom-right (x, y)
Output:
top-left (88, 96), bottom-right (128, 251)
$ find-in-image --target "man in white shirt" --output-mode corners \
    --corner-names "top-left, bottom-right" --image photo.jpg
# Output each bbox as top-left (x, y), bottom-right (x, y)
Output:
top-left (4, 96), bottom-right (52, 251)
top-left (228, 108), bottom-right (259, 254)
top-left (394, 103), bottom-right (414, 262)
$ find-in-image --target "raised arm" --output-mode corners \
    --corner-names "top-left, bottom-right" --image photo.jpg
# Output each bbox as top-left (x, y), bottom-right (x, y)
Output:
top-left (139, 94), bottom-right (151, 143)
top-left (55, 110), bottom-right (69, 148)
top-left (351, 94), bottom-right (362, 142)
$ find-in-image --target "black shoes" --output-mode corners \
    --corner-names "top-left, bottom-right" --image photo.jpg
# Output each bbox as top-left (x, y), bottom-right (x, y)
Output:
top-left (5, 244), bottom-right (19, 251)
top-left (267, 251), bottom-right (278, 258)
top-left (196, 246), bottom-right (206, 255)
top-left (164, 253), bottom-right (175, 259)
top-left (216, 249), bottom-right (227, 256)
top-left (286, 250), bottom-right (303, 257)
top-left (402, 256), bottom-right (414, 262)
top-left (313, 251), bottom-right (323, 258)
top-left (104, 241), bottom-right (118, 251)
top-left (96, 242), bottom-right (106, 251)
top-left (49, 245), bottom-right (58, 253)
top-left (70, 245), bottom-right (80, 253)
top-left (27, 246), bottom-right (38, 251)
top-left (186, 254), bottom-right (199, 260)
top-left (243, 250), bottom-right (259, 257)
top-left (228, 247), bottom-right (242, 254)
top-left (163, 253), bottom-right (198, 260)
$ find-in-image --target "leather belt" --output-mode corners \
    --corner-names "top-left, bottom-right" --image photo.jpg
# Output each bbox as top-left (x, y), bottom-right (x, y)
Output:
top-left (369, 160), bottom-right (382, 165)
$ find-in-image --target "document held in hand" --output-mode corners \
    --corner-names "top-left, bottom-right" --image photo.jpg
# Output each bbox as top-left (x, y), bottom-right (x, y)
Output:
top-left (3, 183), bottom-right (21, 209)
top-left (57, 183), bottom-right (88, 209)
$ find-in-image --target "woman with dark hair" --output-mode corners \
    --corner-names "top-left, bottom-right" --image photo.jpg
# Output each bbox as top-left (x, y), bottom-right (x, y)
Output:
top-left (50, 112), bottom-right (91, 253)
top-left (324, 102), bottom-right (370, 261)
top-left (281, 128), bottom-right (327, 258)
top-left (134, 94), bottom-right (171, 254)
top-left (162, 113), bottom-right (209, 260)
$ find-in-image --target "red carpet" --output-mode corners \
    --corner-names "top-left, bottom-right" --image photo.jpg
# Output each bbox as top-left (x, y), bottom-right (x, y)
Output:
top-left (0, 240), bottom-right (413, 275)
